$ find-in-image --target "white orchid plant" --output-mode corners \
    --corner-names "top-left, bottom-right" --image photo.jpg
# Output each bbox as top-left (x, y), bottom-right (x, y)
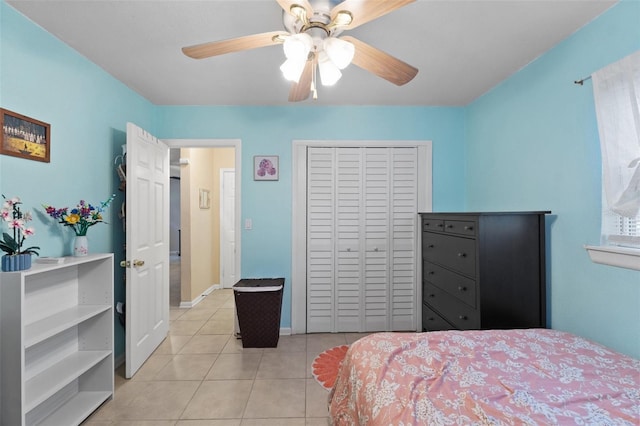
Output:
top-left (0, 195), bottom-right (40, 256)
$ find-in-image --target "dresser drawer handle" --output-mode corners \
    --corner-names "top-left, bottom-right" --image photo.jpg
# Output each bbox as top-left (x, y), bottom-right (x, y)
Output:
top-left (428, 294), bottom-right (435, 298)
top-left (437, 224), bottom-right (443, 228)
top-left (427, 244), bottom-right (434, 248)
top-left (428, 271), bottom-right (435, 275)
top-left (458, 286), bottom-right (467, 292)
top-left (446, 224), bottom-right (453, 229)
top-left (457, 252), bottom-right (467, 258)
top-left (464, 226), bottom-right (473, 231)
top-left (459, 315), bottom-right (468, 320)
top-left (427, 317), bottom-right (435, 321)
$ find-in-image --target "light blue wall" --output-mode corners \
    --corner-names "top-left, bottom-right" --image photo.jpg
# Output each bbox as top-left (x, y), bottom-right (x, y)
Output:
top-left (156, 106), bottom-right (466, 330)
top-left (0, 2), bottom-right (156, 358)
top-left (2, 0), bottom-right (639, 361)
top-left (466, 1), bottom-right (640, 358)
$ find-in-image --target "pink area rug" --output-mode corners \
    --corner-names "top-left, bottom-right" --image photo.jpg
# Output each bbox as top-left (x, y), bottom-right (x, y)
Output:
top-left (312, 345), bottom-right (349, 391)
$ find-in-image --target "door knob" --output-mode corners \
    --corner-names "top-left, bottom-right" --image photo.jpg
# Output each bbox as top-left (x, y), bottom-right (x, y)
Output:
top-left (133, 259), bottom-right (145, 267)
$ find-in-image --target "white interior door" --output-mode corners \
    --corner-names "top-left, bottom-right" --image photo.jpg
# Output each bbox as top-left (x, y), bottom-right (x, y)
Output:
top-left (220, 168), bottom-right (236, 288)
top-left (125, 122), bottom-right (170, 378)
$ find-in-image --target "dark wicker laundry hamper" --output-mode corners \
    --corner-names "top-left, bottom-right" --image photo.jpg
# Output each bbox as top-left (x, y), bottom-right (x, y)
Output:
top-left (233, 278), bottom-right (284, 348)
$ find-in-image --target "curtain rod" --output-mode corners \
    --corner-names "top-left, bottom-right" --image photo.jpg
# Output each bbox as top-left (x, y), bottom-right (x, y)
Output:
top-left (574, 75), bottom-right (592, 85)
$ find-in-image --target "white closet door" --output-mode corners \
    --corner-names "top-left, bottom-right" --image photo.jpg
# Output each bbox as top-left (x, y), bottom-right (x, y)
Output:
top-left (335, 148), bottom-right (363, 332)
top-left (390, 148), bottom-right (418, 330)
top-left (307, 145), bottom-right (418, 333)
top-left (306, 147), bottom-right (335, 332)
top-left (363, 148), bottom-right (390, 331)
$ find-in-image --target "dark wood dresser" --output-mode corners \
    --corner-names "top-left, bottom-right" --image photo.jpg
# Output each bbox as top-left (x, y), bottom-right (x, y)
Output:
top-left (420, 212), bottom-right (549, 331)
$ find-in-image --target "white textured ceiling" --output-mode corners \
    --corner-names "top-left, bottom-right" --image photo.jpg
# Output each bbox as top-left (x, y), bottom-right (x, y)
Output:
top-left (7, 0), bottom-right (617, 106)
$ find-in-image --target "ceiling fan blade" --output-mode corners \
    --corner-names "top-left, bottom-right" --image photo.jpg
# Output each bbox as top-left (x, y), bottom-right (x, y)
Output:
top-left (288, 58), bottom-right (314, 102)
top-left (182, 31), bottom-right (288, 59)
top-left (331, 0), bottom-right (415, 30)
top-left (341, 36), bottom-right (418, 86)
top-left (276, 0), bottom-right (314, 20)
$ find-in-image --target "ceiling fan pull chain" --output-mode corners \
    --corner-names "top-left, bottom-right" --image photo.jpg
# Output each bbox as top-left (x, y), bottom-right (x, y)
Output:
top-left (312, 58), bottom-right (318, 100)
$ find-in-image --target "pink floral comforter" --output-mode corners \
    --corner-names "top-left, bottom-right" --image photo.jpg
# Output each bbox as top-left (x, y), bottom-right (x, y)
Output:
top-left (329, 329), bottom-right (640, 425)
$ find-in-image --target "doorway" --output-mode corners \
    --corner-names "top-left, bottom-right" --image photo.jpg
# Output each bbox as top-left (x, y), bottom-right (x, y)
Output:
top-left (166, 139), bottom-right (242, 308)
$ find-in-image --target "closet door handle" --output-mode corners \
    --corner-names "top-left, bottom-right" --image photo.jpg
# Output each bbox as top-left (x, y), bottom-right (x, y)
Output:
top-left (457, 252), bottom-right (467, 258)
top-left (458, 286), bottom-right (467, 292)
top-left (459, 315), bottom-right (468, 320)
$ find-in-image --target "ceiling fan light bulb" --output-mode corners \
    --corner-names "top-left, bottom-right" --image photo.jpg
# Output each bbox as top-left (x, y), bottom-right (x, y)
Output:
top-left (333, 10), bottom-right (353, 27)
top-left (323, 37), bottom-right (354, 69)
top-left (280, 58), bottom-right (306, 83)
top-left (283, 33), bottom-right (313, 61)
top-left (318, 51), bottom-right (342, 86)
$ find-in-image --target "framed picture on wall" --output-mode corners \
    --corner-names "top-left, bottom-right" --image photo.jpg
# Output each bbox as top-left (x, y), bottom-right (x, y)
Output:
top-left (0, 108), bottom-right (51, 163)
top-left (199, 188), bottom-right (210, 209)
top-left (254, 155), bottom-right (279, 181)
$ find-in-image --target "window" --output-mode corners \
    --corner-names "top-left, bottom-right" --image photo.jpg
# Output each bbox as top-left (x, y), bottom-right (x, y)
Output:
top-left (592, 50), bottom-right (640, 249)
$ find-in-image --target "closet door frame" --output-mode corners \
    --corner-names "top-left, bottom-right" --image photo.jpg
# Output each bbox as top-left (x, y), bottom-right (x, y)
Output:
top-left (291, 140), bottom-right (432, 334)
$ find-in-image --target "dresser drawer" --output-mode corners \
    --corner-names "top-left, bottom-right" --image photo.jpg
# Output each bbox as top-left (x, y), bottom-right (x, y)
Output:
top-left (444, 220), bottom-right (476, 237)
top-left (422, 218), bottom-right (444, 232)
top-left (423, 283), bottom-right (480, 329)
top-left (423, 261), bottom-right (477, 308)
top-left (422, 304), bottom-right (456, 331)
top-left (422, 233), bottom-right (476, 277)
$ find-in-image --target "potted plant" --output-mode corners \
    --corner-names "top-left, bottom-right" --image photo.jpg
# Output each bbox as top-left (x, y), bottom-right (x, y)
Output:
top-left (43, 195), bottom-right (115, 256)
top-left (1, 195), bottom-right (40, 271)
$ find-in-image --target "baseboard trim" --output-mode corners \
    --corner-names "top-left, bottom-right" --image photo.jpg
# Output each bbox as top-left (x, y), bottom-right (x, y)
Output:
top-left (179, 284), bottom-right (221, 308)
top-left (280, 327), bottom-right (292, 336)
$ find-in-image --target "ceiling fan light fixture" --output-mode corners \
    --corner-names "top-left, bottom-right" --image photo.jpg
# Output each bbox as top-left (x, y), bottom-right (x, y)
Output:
top-left (280, 57), bottom-right (307, 83)
top-left (318, 51), bottom-right (342, 86)
top-left (283, 33), bottom-right (314, 61)
top-left (323, 37), bottom-right (354, 69)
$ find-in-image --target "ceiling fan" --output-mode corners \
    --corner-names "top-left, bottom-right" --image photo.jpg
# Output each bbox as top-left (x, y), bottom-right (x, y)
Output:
top-left (181, 0), bottom-right (419, 102)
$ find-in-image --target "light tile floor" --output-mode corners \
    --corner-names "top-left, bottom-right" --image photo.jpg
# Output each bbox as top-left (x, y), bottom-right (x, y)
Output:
top-left (85, 288), bottom-right (368, 425)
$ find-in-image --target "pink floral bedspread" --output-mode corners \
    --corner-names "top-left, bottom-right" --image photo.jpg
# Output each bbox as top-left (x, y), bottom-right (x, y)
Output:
top-left (329, 329), bottom-right (640, 425)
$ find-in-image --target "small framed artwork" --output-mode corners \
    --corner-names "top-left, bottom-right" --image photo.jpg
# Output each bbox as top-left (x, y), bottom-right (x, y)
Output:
top-left (199, 188), bottom-right (210, 209)
top-left (0, 108), bottom-right (51, 163)
top-left (254, 155), bottom-right (279, 181)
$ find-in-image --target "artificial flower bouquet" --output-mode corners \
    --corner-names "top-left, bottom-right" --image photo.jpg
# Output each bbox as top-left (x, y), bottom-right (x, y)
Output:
top-left (43, 195), bottom-right (116, 236)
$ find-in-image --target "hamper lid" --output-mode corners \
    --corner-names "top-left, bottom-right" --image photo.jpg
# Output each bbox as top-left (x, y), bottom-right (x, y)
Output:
top-left (233, 278), bottom-right (284, 292)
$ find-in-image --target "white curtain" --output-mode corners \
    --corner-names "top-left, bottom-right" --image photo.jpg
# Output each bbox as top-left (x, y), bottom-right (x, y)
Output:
top-left (592, 50), bottom-right (640, 219)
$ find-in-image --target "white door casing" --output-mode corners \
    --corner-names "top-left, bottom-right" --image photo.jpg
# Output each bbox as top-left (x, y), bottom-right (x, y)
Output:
top-left (125, 122), bottom-right (170, 378)
top-left (292, 140), bottom-right (432, 334)
top-left (220, 168), bottom-right (236, 288)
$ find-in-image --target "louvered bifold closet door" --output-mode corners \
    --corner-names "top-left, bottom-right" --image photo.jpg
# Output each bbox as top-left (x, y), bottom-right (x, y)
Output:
top-left (335, 148), bottom-right (363, 332)
top-left (363, 148), bottom-right (390, 331)
top-left (307, 146), bottom-right (418, 333)
top-left (306, 147), bottom-right (336, 332)
top-left (390, 147), bottom-right (418, 330)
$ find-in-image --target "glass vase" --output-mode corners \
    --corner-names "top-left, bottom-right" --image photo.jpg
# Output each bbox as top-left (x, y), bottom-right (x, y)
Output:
top-left (73, 235), bottom-right (89, 257)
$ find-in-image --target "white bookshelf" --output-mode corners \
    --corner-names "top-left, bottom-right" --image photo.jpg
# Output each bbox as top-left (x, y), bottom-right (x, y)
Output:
top-left (0, 253), bottom-right (114, 426)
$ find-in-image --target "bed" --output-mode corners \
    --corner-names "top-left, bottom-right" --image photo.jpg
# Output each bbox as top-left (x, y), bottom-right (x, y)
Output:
top-left (328, 329), bottom-right (640, 425)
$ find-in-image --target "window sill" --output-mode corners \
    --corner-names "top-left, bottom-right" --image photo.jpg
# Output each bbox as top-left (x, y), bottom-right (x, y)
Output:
top-left (584, 245), bottom-right (640, 271)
